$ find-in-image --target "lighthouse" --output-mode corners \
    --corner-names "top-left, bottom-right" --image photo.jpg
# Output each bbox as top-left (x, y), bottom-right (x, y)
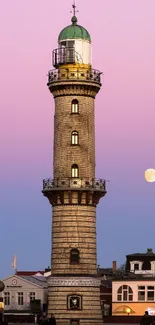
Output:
top-left (42, 4), bottom-right (106, 325)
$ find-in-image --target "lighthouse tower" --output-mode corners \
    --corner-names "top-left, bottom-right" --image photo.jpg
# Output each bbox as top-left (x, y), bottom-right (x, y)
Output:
top-left (42, 5), bottom-right (106, 325)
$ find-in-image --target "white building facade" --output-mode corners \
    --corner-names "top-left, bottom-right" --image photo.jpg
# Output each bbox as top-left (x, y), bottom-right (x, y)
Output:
top-left (0, 274), bottom-right (48, 315)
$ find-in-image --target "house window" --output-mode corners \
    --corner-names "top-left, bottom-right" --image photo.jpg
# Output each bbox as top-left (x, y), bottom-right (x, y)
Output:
top-left (29, 292), bottom-right (35, 301)
top-left (71, 131), bottom-right (79, 145)
top-left (117, 285), bottom-right (133, 301)
top-left (71, 99), bottom-right (79, 114)
top-left (70, 249), bottom-right (80, 264)
top-left (147, 286), bottom-right (154, 301)
top-left (4, 292), bottom-right (10, 306)
top-left (17, 292), bottom-right (24, 305)
top-left (138, 286), bottom-right (145, 301)
top-left (71, 164), bottom-right (79, 178)
top-left (134, 263), bottom-right (139, 271)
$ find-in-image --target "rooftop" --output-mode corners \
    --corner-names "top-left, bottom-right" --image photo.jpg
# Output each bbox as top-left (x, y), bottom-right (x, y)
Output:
top-left (16, 271), bottom-right (44, 276)
top-left (126, 248), bottom-right (155, 257)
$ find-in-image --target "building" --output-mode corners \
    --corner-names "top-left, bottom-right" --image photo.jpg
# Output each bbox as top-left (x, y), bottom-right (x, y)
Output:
top-left (42, 4), bottom-right (107, 325)
top-left (100, 280), bottom-right (112, 316)
top-left (126, 248), bottom-right (155, 276)
top-left (112, 277), bottom-right (155, 316)
top-left (112, 249), bottom-right (155, 317)
top-left (0, 273), bottom-right (48, 318)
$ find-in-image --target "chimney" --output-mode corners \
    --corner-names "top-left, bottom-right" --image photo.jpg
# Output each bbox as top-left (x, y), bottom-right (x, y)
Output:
top-left (112, 261), bottom-right (117, 273)
top-left (147, 248), bottom-right (153, 254)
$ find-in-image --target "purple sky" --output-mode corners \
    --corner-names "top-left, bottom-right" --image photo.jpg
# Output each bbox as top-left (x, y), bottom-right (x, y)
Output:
top-left (0, 0), bottom-right (155, 278)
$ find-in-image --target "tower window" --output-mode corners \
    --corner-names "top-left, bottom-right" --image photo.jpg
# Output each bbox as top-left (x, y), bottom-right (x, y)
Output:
top-left (71, 99), bottom-right (79, 114)
top-left (71, 131), bottom-right (79, 145)
top-left (71, 164), bottom-right (79, 178)
top-left (70, 249), bottom-right (80, 264)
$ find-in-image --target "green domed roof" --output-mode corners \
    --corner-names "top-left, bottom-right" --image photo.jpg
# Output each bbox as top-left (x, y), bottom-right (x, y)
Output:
top-left (58, 16), bottom-right (91, 42)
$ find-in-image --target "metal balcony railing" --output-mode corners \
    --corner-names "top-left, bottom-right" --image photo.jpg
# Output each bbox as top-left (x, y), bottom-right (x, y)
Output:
top-left (43, 178), bottom-right (106, 192)
top-left (47, 68), bottom-right (102, 84)
top-left (53, 47), bottom-right (77, 67)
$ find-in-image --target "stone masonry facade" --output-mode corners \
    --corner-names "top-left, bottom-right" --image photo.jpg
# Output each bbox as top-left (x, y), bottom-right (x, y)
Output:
top-left (43, 77), bottom-right (105, 324)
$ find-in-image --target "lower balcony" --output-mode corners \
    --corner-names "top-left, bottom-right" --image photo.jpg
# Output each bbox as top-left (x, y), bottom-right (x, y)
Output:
top-left (42, 178), bottom-right (106, 206)
top-left (43, 177), bottom-right (106, 192)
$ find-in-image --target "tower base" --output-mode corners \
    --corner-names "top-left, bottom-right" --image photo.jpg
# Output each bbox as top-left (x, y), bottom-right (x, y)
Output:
top-left (47, 276), bottom-right (103, 325)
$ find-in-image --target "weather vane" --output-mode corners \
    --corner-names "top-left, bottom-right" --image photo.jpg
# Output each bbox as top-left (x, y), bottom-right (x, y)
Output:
top-left (70, 0), bottom-right (79, 16)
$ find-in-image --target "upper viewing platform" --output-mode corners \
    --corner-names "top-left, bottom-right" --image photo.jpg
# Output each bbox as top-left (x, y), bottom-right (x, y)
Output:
top-left (48, 10), bottom-right (103, 91)
top-left (53, 47), bottom-right (84, 68)
top-left (52, 13), bottom-right (93, 68)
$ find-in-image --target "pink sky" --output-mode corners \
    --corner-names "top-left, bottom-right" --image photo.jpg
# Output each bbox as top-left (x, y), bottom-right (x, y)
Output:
top-left (0, 0), bottom-right (155, 277)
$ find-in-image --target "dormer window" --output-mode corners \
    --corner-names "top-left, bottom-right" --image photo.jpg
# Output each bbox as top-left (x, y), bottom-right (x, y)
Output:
top-left (134, 263), bottom-right (139, 271)
top-left (130, 260), bottom-right (143, 272)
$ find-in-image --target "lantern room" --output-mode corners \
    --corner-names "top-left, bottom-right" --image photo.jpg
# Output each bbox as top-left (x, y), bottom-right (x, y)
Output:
top-left (52, 15), bottom-right (92, 68)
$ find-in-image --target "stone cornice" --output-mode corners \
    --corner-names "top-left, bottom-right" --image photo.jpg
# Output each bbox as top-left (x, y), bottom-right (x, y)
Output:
top-left (47, 276), bottom-right (101, 287)
top-left (48, 81), bottom-right (101, 98)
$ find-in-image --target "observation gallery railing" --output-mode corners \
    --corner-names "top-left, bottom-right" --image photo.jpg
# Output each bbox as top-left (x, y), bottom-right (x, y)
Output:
top-left (47, 68), bottom-right (102, 84)
top-left (43, 178), bottom-right (106, 191)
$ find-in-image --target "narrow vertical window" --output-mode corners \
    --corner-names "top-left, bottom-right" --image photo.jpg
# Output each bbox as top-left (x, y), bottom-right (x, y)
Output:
top-left (147, 286), bottom-right (154, 301)
top-left (4, 292), bottom-right (10, 306)
top-left (71, 131), bottom-right (79, 145)
top-left (138, 286), bottom-right (145, 301)
top-left (71, 99), bottom-right (79, 114)
top-left (29, 292), bottom-right (35, 301)
top-left (17, 292), bottom-right (24, 305)
top-left (71, 164), bottom-right (79, 178)
top-left (70, 249), bottom-right (80, 264)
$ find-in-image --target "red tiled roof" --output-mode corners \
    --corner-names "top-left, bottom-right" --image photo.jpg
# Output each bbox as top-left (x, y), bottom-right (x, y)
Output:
top-left (16, 271), bottom-right (44, 276)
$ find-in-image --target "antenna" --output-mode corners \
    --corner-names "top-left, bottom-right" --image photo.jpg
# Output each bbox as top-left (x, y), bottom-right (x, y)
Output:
top-left (70, 0), bottom-right (79, 16)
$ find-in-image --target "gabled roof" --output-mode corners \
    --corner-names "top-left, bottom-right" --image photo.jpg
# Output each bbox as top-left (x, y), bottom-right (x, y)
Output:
top-left (2, 274), bottom-right (45, 289)
top-left (16, 271), bottom-right (44, 276)
top-left (20, 275), bottom-right (47, 288)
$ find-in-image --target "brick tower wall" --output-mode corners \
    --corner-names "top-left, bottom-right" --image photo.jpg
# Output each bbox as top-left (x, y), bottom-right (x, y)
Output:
top-left (52, 205), bottom-right (97, 275)
top-left (53, 95), bottom-right (95, 179)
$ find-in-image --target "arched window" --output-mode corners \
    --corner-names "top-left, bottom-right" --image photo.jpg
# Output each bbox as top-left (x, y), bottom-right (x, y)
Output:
top-left (70, 249), bottom-right (80, 264)
top-left (117, 285), bottom-right (133, 301)
top-left (71, 131), bottom-right (79, 145)
top-left (71, 164), bottom-right (79, 178)
top-left (71, 99), bottom-right (79, 114)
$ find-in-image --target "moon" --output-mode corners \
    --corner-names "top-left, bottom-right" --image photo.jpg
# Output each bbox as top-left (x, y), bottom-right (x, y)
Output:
top-left (144, 169), bottom-right (155, 183)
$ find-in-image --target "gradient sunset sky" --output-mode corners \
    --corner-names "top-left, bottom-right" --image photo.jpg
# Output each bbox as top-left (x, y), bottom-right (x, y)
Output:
top-left (0, 0), bottom-right (155, 278)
